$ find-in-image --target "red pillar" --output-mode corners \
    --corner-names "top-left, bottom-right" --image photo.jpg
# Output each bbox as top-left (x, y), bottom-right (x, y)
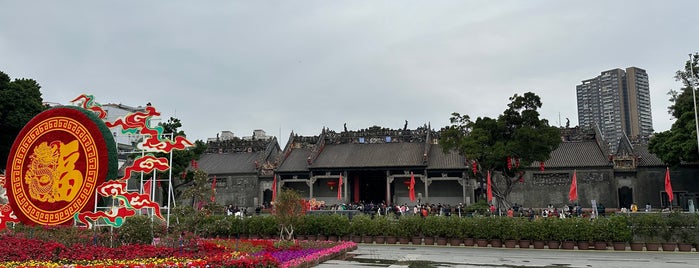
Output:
top-left (354, 176), bottom-right (360, 203)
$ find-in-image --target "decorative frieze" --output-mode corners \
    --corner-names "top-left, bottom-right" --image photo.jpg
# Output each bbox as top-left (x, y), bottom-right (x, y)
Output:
top-left (531, 172), bottom-right (608, 186)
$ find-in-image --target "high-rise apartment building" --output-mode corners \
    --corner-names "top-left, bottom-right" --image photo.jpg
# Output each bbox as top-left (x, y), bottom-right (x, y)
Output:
top-left (576, 67), bottom-right (653, 151)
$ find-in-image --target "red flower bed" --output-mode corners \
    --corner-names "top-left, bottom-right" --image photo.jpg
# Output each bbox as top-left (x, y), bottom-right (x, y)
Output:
top-left (0, 234), bottom-right (356, 268)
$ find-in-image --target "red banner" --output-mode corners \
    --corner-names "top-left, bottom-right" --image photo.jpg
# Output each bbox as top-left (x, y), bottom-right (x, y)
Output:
top-left (409, 172), bottom-right (416, 202)
top-left (665, 168), bottom-right (673, 202)
top-left (337, 174), bottom-right (343, 200)
top-left (569, 170), bottom-right (578, 202)
top-left (486, 170), bottom-right (493, 203)
top-left (210, 176), bottom-right (217, 202)
top-left (272, 175), bottom-right (277, 202)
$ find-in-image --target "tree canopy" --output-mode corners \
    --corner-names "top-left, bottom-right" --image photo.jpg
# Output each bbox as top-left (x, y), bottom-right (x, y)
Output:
top-left (649, 53), bottom-right (699, 166)
top-left (0, 71), bottom-right (47, 171)
top-left (151, 117), bottom-right (207, 202)
top-left (440, 92), bottom-right (561, 208)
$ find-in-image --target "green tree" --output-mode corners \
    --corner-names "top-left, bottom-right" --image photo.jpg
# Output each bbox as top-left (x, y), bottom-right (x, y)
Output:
top-left (440, 92), bottom-right (560, 209)
top-left (179, 169), bottom-right (212, 208)
top-left (138, 117), bottom-right (206, 204)
top-left (0, 71), bottom-right (47, 170)
top-left (274, 188), bottom-right (305, 240)
top-left (649, 53), bottom-right (699, 166)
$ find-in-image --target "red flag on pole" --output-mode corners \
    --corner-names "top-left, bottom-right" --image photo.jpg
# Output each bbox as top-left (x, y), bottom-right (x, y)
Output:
top-left (665, 167), bottom-right (673, 202)
top-left (409, 172), bottom-right (416, 202)
top-left (486, 170), bottom-right (493, 203)
top-left (210, 176), bottom-right (216, 202)
top-left (272, 175), bottom-right (278, 202)
top-left (337, 174), bottom-right (343, 200)
top-left (143, 179), bottom-right (152, 199)
top-left (569, 170), bottom-right (578, 202)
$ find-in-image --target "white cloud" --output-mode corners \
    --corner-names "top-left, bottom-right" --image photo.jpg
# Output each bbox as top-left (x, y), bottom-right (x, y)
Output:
top-left (1, 0), bottom-right (696, 142)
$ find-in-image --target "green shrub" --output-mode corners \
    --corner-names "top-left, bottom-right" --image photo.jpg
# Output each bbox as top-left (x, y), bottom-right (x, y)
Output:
top-left (244, 216), bottom-right (265, 236)
top-left (445, 217), bottom-right (463, 238)
top-left (499, 217), bottom-right (518, 240)
top-left (517, 218), bottom-right (536, 241)
top-left (465, 200), bottom-right (489, 215)
top-left (608, 215), bottom-right (632, 242)
top-left (590, 218), bottom-right (611, 242)
top-left (678, 214), bottom-right (699, 244)
top-left (633, 213), bottom-right (663, 243)
top-left (260, 216), bottom-right (279, 237)
top-left (459, 217), bottom-right (475, 239)
top-left (117, 215), bottom-right (157, 245)
top-left (572, 217), bottom-right (592, 242)
top-left (397, 215), bottom-right (423, 237)
top-left (555, 218), bottom-right (578, 242)
top-left (351, 214), bottom-right (372, 236)
top-left (422, 216), bottom-right (445, 237)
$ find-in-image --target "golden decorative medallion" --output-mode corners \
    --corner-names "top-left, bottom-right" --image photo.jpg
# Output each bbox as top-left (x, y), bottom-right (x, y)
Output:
top-left (6, 107), bottom-right (116, 225)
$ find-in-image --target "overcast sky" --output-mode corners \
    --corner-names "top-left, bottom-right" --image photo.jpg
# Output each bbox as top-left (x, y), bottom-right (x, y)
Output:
top-left (1, 1), bottom-right (697, 143)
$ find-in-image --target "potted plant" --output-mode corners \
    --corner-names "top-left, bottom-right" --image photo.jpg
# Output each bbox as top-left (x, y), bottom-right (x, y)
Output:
top-left (499, 217), bottom-right (518, 248)
top-left (517, 218), bottom-right (535, 249)
top-left (590, 218), bottom-right (610, 250)
top-left (573, 217), bottom-right (593, 250)
top-left (371, 216), bottom-right (389, 244)
top-left (434, 217), bottom-right (449, 245)
top-left (661, 211), bottom-right (683, 252)
top-left (608, 215), bottom-right (631, 251)
top-left (384, 220), bottom-right (400, 244)
top-left (541, 217), bottom-right (560, 249)
top-left (530, 218), bottom-right (550, 249)
top-left (445, 216), bottom-right (463, 246)
top-left (350, 214), bottom-right (372, 243)
top-left (636, 213), bottom-right (663, 251)
top-left (294, 216), bottom-right (309, 240)
top-left (558, 218), bottom-right (578, 250)
top-left (677, 214), bottom-right (698, 252)
top-left (398, 215), bottom-right (423, 245)
top-left (472, 216), bottom-right (491, 247)
top-left (460, 217), bottom-right (476, 246)
top-left (628, 214), bottom-right (645, 251)
top-left (261, 216), bottom-right (278, 239)
top-left (422, 216), bottom-right (441, 245)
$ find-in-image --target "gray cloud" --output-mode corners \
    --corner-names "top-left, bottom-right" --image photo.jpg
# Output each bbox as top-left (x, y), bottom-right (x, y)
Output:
top-left (1, 1), bottom-right (696, 141)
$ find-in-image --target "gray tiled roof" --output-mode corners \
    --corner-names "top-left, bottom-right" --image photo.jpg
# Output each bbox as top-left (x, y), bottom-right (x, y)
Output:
top-left (198, 152), bottom-right (259, 174)
top-left (633, 144), bottom-right (665, 167)
top-left (310, 143), bottom-right (426, 168)
top-left (427, 144), bottom-right (467, 170)
top-left (535, 141), bottom-right (611, 168)
top-left (277, 148), bottom-right (311, 172)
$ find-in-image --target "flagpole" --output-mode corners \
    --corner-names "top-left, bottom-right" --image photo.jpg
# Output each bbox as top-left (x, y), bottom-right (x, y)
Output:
top-left (690, 53), bottom-right (699, 155)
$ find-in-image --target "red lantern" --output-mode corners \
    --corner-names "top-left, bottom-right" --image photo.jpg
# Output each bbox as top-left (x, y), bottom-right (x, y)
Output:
top-left (327, 181), bottom-right (337, 190)
top-left (539, 161), bottom-right (545, 171)
top-left (472, 161), bottom-right (478, 174)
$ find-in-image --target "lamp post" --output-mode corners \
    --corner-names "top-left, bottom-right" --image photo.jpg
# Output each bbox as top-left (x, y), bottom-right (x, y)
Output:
top-left (691, 53), bottom-right (699, 154)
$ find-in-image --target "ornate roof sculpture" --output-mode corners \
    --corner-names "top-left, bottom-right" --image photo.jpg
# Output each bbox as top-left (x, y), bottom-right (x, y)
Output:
top-left (201, 133), bottom-right (281, 176)
top-left (277, 123), bottom-right (465, 172)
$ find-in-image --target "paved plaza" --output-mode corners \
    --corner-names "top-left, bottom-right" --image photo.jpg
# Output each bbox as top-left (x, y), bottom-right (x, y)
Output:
top-left (319, 244), bottom-right (699, 268)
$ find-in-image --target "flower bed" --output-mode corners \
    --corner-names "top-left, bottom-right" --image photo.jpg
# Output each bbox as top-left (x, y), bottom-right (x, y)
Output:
top-left (0, 235), bottom-right (356, 268)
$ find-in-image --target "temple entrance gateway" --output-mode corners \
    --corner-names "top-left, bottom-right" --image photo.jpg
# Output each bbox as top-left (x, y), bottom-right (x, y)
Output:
top-left (351, 170), bottom-right (387, 204)
top-left (618, 186), bottom-right (633, 209)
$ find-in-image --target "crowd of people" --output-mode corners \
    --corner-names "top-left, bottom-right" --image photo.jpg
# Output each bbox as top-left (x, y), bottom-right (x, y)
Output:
top-left (225, 200), bottom-right (665, 218)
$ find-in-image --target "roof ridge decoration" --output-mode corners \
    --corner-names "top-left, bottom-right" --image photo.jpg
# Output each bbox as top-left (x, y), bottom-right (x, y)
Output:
top-left (205, 136), bottom-right (272, 154)
top-left (321, 123), bottom-right (436, 145)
